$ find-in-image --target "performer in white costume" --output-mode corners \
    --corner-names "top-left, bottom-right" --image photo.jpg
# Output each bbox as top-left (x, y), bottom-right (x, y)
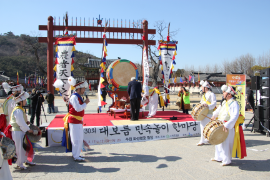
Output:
top-left (141, 86), bottom-right (161, 118)
top-left (147, 87), bottom-right (159, 118)
top-left (10, 91), bottom-right (36, 170)
top-left (197, 80), bottom-right (217, 146)
top-left (62, 77), bottom-right (89, 162)
top-left (0, 131), bottom-right (13, 180)
top-left (211, 85), bottom-right (240, 166)
top-left (2, 82), bottom-right (23, 125)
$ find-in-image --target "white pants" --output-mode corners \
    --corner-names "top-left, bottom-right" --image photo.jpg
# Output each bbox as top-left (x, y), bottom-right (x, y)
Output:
top-left (0, 157), bottom-right (13, 180)
top-left (69, 123), bottom-right (83, 159)
top-left (199, 114), bottom-right (211, 144)
top-left (215, 128), bottom-right (235, 164)
top-left (12, 131), bottom-right (27, 167)
top-left (148, 93), bottom-right (158, 117)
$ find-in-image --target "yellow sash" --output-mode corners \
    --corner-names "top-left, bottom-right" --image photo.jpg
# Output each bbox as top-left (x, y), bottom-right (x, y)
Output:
top-left (148, 88), bottom-right (164, 107)
top-left (202, 94), bottom-right (217, 111)
top-left (63, 113), bottom-right (83, 149)
top-left (225, 101), bottom-right (245, 158)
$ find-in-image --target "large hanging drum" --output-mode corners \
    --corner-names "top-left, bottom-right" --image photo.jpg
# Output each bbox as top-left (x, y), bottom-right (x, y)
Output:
top-left (106, 59), bottom-right (138, 90)
top-left (203, 120), bottom-right (229, 145)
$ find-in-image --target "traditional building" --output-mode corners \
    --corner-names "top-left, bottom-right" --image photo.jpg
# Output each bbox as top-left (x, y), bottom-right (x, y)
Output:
top-left (78, 58), bottom-right (118, 90)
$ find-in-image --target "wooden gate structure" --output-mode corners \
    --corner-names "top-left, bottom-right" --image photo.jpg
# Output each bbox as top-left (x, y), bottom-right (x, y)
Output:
top-left (38, 15), bottom-right (156, 94)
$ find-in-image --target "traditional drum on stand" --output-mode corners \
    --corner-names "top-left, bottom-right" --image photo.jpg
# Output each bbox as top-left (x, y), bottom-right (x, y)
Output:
top-left (0, 137), bottom-right (16, 160)
top-left (191, 104), bottom-right (209, 121)
top-left (106, 59), bottom-right (138, 90)
top-left (203, 120), bottom-right (229, 145)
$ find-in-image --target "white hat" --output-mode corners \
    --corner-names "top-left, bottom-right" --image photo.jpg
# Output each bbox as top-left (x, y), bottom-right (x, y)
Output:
top-left (11, 84), bottom-right (23, 92)
top-left (226, 85), bottom-right (237, 95)
top-left (221, 85), bottom-right (228, 92)
top-left (13, 91), bottom-right (29, 104)
top-left (200, 80), bottom-right (211, 88)
top-left (67, 76), bottom-right (88, 90)
top-left (2, 82), bottom-right (23, 93)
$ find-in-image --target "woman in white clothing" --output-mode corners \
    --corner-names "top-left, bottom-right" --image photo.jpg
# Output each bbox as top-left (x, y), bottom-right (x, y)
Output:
top-left (197, 80), bottom-right (217, 146)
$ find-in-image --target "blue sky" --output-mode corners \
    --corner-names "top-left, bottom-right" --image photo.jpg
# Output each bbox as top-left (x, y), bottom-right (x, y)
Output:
top-left (1, 0), bottom-right (270, 70)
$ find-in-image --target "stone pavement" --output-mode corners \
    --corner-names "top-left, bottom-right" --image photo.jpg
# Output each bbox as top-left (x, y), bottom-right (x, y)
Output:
top-left (6, 95), bottom-right (270, 180)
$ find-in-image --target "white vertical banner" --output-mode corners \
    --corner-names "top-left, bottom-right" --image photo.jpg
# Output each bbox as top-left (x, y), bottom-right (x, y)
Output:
top-left (56, 46), bottom-right (72, 102)
top-left (159, 42), bottom-right (177, 104)
top-left (54, 37), bottom-right (76, 103)
top-left (160, 48), bottom-right (174, 89)
top-left (143, 46), bottom-right (150, 87)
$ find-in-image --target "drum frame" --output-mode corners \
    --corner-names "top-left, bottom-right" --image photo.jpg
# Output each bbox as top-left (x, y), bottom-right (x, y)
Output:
top-left (191, 104), bottom-right (209, 121)
top-left (203, 120), bottom-right (229, 145)
top-left (106, 59), bottom-right (138, 89)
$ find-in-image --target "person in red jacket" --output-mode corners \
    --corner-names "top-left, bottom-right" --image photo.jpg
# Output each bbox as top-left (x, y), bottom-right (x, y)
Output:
top-left (63, 77), bottom-right (89, 161)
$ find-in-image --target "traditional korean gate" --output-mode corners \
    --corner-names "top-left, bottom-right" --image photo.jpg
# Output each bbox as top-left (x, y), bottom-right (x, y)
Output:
top-left (38, 14), bottom-right (156, 94)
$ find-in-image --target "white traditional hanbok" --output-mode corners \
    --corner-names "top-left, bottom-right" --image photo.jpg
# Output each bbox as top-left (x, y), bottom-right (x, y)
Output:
top-left (61, 77), bottom-right (88, 162)
top-left (198, 81), bottom-right (217, 145)
top-left (148, 92), bottom-right (159, 117)
top-left (212, 98), bottom-right (239, 165)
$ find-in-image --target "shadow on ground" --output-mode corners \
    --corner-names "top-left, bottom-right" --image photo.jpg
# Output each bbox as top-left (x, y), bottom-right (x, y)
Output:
top-left (233, 159), bottom-right (270, 172)
top-left (16, 146), bottom-right (181, 174)
top-left (245, 139), bottom-right (270, 147)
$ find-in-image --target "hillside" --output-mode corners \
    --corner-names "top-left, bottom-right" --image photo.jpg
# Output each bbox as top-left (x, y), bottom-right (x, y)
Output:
top-left (0, 31), bottom-right (98, 79)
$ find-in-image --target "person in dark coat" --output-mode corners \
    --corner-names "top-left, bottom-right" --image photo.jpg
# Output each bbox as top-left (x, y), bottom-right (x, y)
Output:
top-left (247, 89), bottom-right (255, 111)
top-left (29, 89), bottom-right (44, 127)
top-left (127, 77), bottom-right (142, 120)
top-left (45, 91), bottom-right (55, 113)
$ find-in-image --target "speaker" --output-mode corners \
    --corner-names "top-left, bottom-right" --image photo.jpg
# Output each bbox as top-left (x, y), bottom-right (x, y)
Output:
top-left (253, 115), bottom-right (264, 131)
top-left (261, 78), bottom-right (270, 87)
top-left (264, 107), bottom-right (270, 119)
top-left (260, 68), bottom-right (270, 77)
top-left (251, 76), bottom-right (260, 90)
top-left (260, 88), bottom-right (270, 97)
top-left (255, 106), bottom-right (264, 119)
top-left (261, 98), bottom-right (270, 107)
top-left (264, 119), bottom-right (270, 131)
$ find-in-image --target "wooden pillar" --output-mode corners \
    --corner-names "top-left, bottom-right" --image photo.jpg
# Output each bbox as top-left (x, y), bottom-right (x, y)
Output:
top-left (47, 16), bottom-right (54, 94)
top-left (142, 20), bottom-right (148, 84)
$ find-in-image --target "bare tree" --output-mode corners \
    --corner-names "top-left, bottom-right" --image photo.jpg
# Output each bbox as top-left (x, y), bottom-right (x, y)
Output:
top-left (212, 64), bottom-right (220, 73)
top-left (135, 20), bottom-right (179, 86)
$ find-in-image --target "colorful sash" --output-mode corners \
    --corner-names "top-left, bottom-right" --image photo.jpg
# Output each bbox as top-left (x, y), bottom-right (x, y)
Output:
top-left (62, 93), bottom-right (84, 150)
top-left (226, 102), bottom-right (247, 159)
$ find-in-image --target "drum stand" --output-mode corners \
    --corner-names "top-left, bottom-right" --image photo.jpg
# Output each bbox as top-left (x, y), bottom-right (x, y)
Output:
top-left (246, 115), bottom-right (255, 131)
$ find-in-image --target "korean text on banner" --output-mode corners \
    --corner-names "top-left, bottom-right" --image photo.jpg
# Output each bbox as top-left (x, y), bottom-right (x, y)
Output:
top-left (226, 74), bottom-right (246, 117)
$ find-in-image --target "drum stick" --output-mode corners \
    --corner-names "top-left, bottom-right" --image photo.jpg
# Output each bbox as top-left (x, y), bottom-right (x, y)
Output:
top-left (202, 114), bottom-right (212, 120)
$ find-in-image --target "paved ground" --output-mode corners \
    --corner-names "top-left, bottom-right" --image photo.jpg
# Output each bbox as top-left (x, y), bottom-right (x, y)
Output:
top-left (2, 94), bottom-right (270, 180)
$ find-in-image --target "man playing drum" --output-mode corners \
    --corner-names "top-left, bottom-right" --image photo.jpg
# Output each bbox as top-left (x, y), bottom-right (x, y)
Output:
top-left (210, 85), bottom-right (240, 166)
top-left (197, 80), bottom-right (217, 146)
